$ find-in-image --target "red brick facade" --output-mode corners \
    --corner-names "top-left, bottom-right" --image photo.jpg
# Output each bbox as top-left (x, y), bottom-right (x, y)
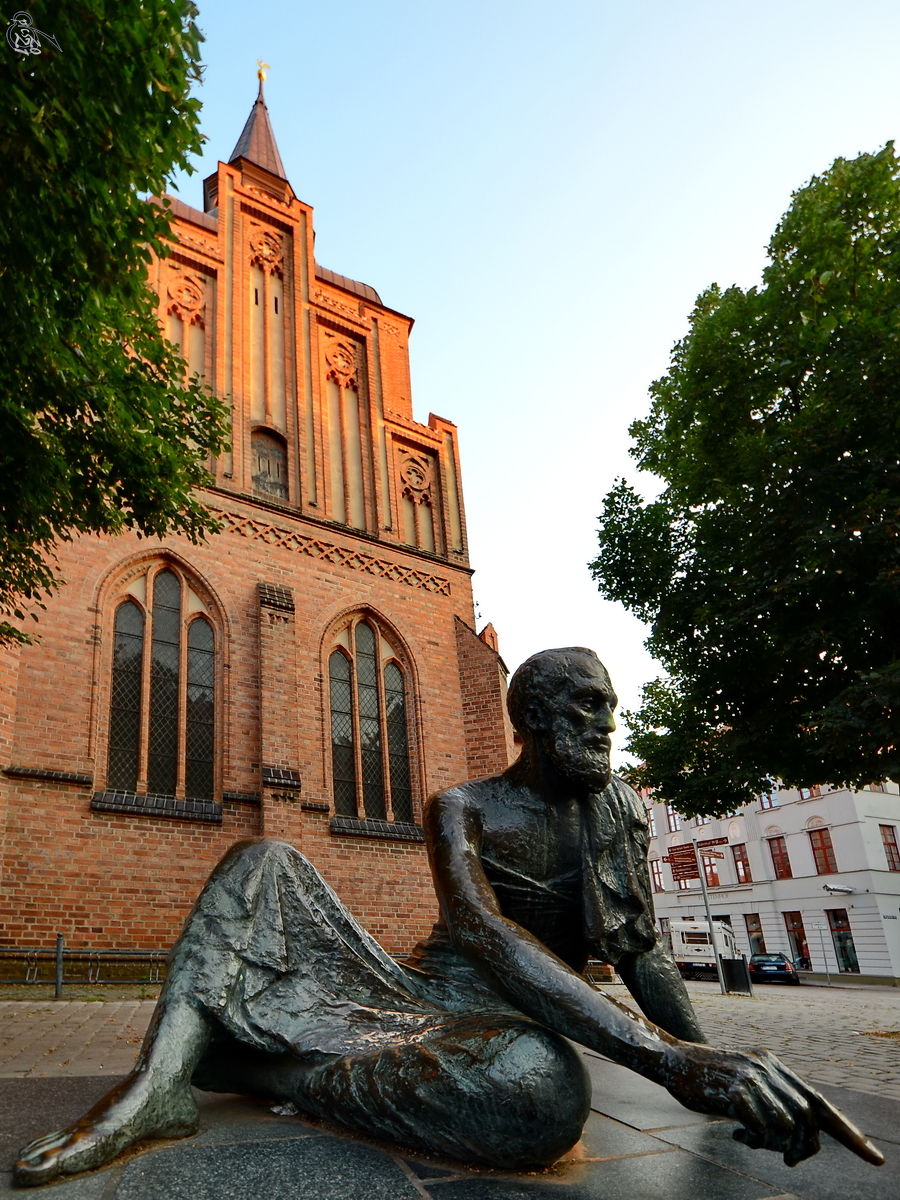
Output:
top-left (0, 89), bottom-right (512, 958)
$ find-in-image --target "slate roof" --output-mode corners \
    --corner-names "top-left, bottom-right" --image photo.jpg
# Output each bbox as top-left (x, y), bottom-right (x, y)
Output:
top-left (228, 81), bottom-right (287, 180)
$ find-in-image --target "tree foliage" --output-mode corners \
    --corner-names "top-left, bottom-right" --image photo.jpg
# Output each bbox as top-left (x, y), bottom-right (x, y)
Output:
top-left (592, 144), bottom-right (900, 815)
top-left (0, 1), bottom-right (229, 643)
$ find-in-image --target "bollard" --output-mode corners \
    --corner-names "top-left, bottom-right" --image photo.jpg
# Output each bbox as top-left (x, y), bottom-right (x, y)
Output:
top-left (54, 933), bottom-right (64, 999)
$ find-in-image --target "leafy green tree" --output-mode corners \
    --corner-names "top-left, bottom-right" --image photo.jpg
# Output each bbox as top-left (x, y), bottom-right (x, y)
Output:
top-left (592, 144), bottom-right (900, 815)
top-left (0, 1), bottom-right (229, 643)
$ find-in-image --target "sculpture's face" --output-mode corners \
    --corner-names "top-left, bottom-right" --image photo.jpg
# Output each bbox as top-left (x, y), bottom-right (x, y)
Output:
top-left (540, 656), bottom-right (617, 793)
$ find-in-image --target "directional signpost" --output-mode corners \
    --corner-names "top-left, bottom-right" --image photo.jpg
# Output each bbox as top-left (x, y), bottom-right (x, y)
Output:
top-left (812, 922), bottom-right (832, 985)
top-left (663, 836), bottom-right (730, 994)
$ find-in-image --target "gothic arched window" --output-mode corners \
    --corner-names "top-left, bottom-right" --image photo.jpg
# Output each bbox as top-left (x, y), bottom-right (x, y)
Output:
top-left (328, 618), bottom-right (415, 823)
top-left (251, 430), bottom-right (288, 501)
top-left (106, 565), bottom-right (217, 801)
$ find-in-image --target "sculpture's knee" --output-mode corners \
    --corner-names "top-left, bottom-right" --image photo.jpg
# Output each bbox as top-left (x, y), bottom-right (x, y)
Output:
top-left (439, 1022), bottom-right (591, 1169)
top-left (213, 836), bottom-right (296, 874)
top-left (486, 1026), bottom-right (590, 1166)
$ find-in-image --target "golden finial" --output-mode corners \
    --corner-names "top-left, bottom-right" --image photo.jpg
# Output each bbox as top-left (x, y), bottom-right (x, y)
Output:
top-left (257, 60), bottom-right (270, 83)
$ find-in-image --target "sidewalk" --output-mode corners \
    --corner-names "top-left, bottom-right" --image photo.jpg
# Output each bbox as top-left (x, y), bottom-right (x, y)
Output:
top-left (0, 993), bottom-right (896, 1199)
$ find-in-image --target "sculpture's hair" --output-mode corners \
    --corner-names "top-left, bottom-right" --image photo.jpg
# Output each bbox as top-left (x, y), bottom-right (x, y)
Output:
top-left (506, 647), bottom-right (608, 736)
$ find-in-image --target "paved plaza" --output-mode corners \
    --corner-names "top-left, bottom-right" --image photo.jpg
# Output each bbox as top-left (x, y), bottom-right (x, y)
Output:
top-left (0, 981), bottom-right (896, 1198)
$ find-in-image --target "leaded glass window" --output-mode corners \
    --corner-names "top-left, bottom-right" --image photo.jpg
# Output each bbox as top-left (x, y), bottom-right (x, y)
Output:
top-left (106, 564), bottom-right (217, 802)
top-left (328, 619), bottom-right (416, 823)
top-left (107, 600), bottom-right (144, 791)
top-left (355, 622), bottom-right (385, 819)
top-left (185, 617), bottom-right (215, 801)
top-left (384, 663), bottom-right (413, 822)
top-left (148, 569), bottom-right (181, 795)
top-left (329, 651), bottom-right (357, 816)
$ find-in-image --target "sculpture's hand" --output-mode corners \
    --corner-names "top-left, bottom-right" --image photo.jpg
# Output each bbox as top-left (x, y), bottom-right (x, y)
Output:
top-left (670, 1044), bottom-right (884, 1168)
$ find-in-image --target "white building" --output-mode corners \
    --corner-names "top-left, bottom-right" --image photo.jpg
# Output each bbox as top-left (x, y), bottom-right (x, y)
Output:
top-left (644, 782), bottom-right (900, 986)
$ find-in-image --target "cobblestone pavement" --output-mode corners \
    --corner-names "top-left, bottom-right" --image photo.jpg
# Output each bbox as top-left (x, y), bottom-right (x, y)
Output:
top-left (1, 982), bottom-right (899, 1100)
top-left (613, 981), bottom-right (900, 1101)
top-left (0, 1000), bottom-right (152, 1079)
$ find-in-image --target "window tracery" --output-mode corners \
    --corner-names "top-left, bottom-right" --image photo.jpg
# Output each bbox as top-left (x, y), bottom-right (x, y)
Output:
top-left (106, 563), bottom-right (217, 802)
top-left (327, 616), bottom-right (415, 824)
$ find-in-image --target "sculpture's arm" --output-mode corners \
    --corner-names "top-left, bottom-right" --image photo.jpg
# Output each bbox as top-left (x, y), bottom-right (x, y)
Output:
top-left (424, 789), bottom-right (884, 1168)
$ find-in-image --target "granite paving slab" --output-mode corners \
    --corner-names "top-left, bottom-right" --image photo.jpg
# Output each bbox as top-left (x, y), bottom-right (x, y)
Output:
top-left (653, 1122), bottom-right (897, 1200)
top-left (112, 1136), bottom-right (424, 1200)
top-left (0, 1052), bottom-right (893, 1199)
top-left (581, 1051), bottom-right (722, 1130)
top-left (423, 1149), bottom-right (784, 1199)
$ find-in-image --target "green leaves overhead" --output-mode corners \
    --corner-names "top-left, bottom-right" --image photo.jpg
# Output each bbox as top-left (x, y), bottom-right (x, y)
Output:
top-left (0, 1), bottom-right (229, 643)
top-left (592, 144), bottom-right (900, 814)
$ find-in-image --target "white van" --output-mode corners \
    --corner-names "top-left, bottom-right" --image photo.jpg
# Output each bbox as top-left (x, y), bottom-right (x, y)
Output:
top-left (668, 920), bottom-right (737, 979)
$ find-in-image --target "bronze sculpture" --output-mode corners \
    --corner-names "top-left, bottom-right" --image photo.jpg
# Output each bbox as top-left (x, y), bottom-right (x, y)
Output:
top-left (14, 648), bottom-right (884, 1186)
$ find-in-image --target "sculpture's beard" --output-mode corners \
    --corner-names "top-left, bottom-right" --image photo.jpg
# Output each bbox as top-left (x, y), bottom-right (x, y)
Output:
top-left (545, 729), bottom-right (612, 793)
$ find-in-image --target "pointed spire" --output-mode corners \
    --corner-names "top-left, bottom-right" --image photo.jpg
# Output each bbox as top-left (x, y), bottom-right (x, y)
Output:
top-left (229, 64), bottom-right (287, 180)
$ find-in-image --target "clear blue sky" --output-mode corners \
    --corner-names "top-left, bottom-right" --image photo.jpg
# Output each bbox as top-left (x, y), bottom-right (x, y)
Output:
top-left (170, 0), bottom-right (900, 758)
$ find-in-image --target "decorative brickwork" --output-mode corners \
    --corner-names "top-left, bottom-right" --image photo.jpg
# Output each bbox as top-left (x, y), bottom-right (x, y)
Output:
top-left (220, 510), bottom-right (451, 594)
top-left (91, 790), bottom-right (223, 824)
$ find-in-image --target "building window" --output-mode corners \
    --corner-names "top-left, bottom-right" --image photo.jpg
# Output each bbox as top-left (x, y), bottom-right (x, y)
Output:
top-left (650, 859), bottom-right (664, 893)
top-left (880, 825), bottom-right (900, 872)
top-left (760, 790), bottom-right (779, 810)
top-left (809, 828), bottom-right (838, 875)
top-left (868, 782), bottom-right (886, 793)
top-left (783, 912), bottom-right (810, 969)
top-left (731, 843), bottom-right (752, 884)
top-left (647, 807), bottom-right (657, 838)
top-left (827, 909), bottom-right (860, 973)
top-left (677, 877), bottom-right (692, 890)
top-left (107, 566), bottom-right (216, 800)
top-left (666, 805), bottom-right (681, 833)
top-left (328, 617), bottom-right (414, 823)
top-left (251, 430), bottom-right (289, 501)
top-left (745, 913), bottom-right (766, 955)
top-left (696, 815), bottom-right (710, 826)
top-left (702, 855), bottom-right (720, 888)
top-left (767, 835), bottom-right (793, 880)
top-left (799, 785), bottom-right (821, 800)
top-left (108, 600), bottom-right (145, 792)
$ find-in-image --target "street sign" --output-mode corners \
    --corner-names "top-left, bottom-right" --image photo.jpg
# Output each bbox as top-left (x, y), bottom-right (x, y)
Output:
top-left (697, 837), bottom-right (729, 848)
top-left (700, 850), bottom-right (725, 860)
top-left (665, 845), bottom-right (698, 857)
top-left (669, 864), bottom-right (701, 880)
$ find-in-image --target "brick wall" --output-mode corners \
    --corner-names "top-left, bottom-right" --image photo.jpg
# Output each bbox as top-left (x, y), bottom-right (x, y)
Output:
top-left (455, 617), bottom-right (517, 779)
top-left (0, 509), bottom-right (484, 956)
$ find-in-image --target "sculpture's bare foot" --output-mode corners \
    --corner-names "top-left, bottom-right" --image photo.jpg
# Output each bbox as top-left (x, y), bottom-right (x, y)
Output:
top-left (13, 1071), bottom-right (199, 1187)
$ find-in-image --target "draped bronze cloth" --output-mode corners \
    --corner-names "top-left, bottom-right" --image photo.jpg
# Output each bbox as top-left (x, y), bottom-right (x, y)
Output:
top-left (581, 775), bottom-right (659, 963)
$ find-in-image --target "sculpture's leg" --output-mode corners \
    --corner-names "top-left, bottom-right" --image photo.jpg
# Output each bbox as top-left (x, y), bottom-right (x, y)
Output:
top-left (13, 980), bottom-right (213, 1187)
top-left (13, 838), bottom-right (276, 1187)
top-left (193, 1014), bottom-right (592, 1169)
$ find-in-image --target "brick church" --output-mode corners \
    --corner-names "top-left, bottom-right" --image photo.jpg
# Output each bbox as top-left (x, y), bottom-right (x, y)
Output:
top-left (0, 85), bottom-right (514, 958)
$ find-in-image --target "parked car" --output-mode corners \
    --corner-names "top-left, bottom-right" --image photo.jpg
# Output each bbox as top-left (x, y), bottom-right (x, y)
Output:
top-left (748, 952), bottom-right (801, 985)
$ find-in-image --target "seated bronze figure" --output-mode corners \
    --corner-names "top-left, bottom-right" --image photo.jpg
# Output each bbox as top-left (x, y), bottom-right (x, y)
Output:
top-left (14, 648), bottom-right (884, 1186)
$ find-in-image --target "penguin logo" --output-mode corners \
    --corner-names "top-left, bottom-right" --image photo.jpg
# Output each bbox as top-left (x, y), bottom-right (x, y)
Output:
top-left (6, 12), bottom-right (61, 56)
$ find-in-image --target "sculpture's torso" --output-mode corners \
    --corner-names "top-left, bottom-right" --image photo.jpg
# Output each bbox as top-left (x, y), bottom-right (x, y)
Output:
top-left (414, 779), bottom-right (594, 975)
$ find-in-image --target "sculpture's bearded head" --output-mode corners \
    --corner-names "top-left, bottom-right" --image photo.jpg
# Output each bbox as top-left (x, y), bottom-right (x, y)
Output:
top-left (507, 648), bottom-right (617, 793)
